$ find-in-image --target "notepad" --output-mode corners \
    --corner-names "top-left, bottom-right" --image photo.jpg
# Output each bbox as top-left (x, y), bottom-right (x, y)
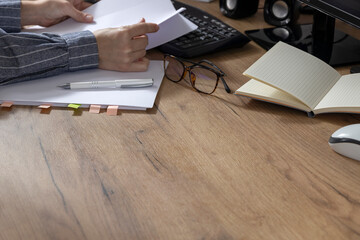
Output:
top-left (0, 61), bottom-right (166, 110)
top-left (235, 41), bottom-right (360, 117)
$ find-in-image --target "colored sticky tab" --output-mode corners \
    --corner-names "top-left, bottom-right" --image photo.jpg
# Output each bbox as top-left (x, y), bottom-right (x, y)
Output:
top-left (89, 104), bottom-right (101, 114)
top-left (68, 103), bottom-right (81, 109)
top-left (1, 101), bottom-right (13, 107)
top-left (38, 104), bottom-right (52, 109)
top-left (106, 105), bottom-right (118, 116)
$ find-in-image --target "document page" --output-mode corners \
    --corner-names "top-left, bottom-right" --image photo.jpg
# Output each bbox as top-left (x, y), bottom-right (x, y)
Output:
top-left (243, 42), bottom-right (341, 110)
top-left (314, 73), bottom-right (360, 113)
top-left (25, 0), bottom-right (197, 50)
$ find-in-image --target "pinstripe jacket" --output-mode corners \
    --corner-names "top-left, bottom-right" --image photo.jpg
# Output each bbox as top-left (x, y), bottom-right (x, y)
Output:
top-left (0, 0), bottom-right (99, 85)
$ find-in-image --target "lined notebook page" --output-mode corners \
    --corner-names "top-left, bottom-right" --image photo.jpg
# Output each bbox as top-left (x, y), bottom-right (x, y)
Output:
top-left (236, 79), bottom-right (312, 112)
top-left (314, 74), bottom-right (360, 113)
top-left (244, 42), bottom-right (340, 110)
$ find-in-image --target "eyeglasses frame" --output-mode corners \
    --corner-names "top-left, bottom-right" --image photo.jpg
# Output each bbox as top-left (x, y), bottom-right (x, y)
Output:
top-left (164, 54), bottom-right (231, 94)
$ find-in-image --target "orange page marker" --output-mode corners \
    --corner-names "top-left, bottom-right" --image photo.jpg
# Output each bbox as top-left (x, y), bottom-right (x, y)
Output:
top-left (1, 101), bottom-right (13, 108)
top-left (38, 104), bottom-right (52, 109)
top-left (106, 105), bottom-right (118, 116)
top-left (89, 104), bottom-right (101, 114)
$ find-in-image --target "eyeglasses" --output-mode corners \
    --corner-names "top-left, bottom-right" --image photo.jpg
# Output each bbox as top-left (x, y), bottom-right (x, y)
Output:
top-left (164, 54), bottom-right (231, 95)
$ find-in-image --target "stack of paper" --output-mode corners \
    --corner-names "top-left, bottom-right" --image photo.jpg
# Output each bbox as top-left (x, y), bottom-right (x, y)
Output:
top-left (3, 0), bottom-right (197, 110)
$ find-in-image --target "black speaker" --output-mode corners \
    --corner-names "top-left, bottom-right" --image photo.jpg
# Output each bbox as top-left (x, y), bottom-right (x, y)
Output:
top-left (220, 0), bottom-right (259, 19)
top-left (264, 0), bottom-right (300, 26)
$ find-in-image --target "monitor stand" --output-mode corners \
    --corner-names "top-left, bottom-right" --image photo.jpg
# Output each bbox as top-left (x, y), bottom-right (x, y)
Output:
top-left (245, 10), bottom-right (360, 67)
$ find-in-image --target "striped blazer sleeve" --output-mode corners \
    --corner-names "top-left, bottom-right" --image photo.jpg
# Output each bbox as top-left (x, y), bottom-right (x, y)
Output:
top-left (0, 0), bottom-right (21, 33)
top-left (0, 1), bottom-right (99, 85)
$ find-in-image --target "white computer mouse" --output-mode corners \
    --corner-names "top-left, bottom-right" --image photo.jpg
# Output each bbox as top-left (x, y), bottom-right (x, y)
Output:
top-left (329, 124), bottom-right (360, 161)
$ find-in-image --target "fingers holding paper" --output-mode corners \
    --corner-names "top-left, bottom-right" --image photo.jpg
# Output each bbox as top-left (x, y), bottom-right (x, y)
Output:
top-left (21, 0), bottom-right (94, 27)
top-left (94, 19), bottom-right (159, 72)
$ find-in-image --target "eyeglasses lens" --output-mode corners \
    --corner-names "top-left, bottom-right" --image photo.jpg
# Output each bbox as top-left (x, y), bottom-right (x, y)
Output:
top-left (165, 56), bottom-right (184, 82)
top-left (190, 67), bottom-right (218, 94)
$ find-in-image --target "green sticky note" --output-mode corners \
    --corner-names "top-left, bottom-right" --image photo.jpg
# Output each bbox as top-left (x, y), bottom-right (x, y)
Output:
top-left (68, 104), bottom-right (81, 109)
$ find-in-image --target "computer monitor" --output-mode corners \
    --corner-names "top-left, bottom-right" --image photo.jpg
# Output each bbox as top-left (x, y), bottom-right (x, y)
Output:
top-left (245, 0), bottom-right (360, 67)
top-left (303, 0), bottom-right (360, 28)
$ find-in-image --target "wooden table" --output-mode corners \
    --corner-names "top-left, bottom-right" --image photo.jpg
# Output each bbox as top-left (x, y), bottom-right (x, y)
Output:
top-left (1, 1), bottom-right (360, 239)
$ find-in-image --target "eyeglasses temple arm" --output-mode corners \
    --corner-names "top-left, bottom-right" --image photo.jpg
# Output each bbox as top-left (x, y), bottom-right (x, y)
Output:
top-left (220, 76), bottom-right (231, 93)
top-left (198, 60), bottom-right (225, 74)
top-left (198, 59), bottom-right (231, 93)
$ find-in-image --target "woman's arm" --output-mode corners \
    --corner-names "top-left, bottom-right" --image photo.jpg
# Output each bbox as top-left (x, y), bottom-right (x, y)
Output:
top-left (0, 0), bottom-right (159, 85)
top-left (0, 30), bottom-right (98, 85)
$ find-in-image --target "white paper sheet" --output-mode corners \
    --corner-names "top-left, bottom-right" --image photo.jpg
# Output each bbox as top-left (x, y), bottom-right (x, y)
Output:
top-left (25, 0), bottom-right (197, 50)
top-left (0, 61), bottom-right (166, 110)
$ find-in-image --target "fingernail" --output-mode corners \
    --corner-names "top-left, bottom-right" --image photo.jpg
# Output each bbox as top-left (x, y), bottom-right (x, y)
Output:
top-left (85, 14), bottom-right (93, 21)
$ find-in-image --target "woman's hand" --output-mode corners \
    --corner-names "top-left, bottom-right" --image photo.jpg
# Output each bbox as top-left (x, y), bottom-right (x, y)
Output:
top-left (21, 0), bottom-right (94, 27)
top-left (94, 19), bottom-right (159, 72)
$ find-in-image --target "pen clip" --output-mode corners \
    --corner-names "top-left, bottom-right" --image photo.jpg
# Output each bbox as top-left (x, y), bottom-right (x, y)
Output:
top-left (121, 83), bottom-right (153, 88)
top-left (120, 79), bottom-right (154, 88)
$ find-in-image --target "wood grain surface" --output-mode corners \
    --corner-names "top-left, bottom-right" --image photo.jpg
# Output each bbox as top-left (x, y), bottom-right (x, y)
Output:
top-left (1, 0), bottom-right (360, 239)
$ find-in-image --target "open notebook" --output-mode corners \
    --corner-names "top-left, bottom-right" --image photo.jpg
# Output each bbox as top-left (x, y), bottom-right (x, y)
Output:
top-left (235, 42), bottom-right (360, 117)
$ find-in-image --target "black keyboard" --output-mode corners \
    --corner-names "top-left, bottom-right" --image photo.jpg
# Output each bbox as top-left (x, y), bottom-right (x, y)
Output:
top-left (158, 1), bottom-right (250, 58)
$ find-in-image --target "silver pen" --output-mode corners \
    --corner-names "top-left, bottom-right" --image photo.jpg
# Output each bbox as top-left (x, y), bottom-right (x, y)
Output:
top-left (58, 78), bottom-right (154, 89)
